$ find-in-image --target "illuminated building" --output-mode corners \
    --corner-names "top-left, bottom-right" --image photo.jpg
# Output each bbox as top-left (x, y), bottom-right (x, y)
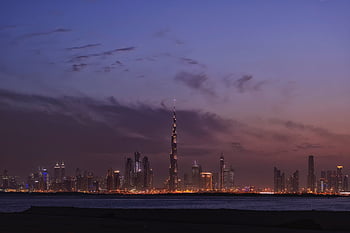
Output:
top-left (200, 172), bottom-right (213, 191)
top-left (319, 170), bottom-right (327, 193)
top-left (219, 154), bottom-right (225, 191)
top-left (54, 162), bottom-right (61, 183)
top-left (307, 155), bottom-right (316, 193)
top-left (168, 106), bottom-right (179, 191)
top-left (336, 165), bottom-right (343, 192)
top-left (134, 152), bottom-right (142, 189)
top-left (1, 170), bottom-right (9, 190)
top-left (113, 170), bottom-right (121, 190)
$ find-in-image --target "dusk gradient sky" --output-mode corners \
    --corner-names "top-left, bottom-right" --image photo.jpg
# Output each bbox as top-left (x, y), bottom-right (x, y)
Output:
top-left (1, 0), bottom-right (350, 187)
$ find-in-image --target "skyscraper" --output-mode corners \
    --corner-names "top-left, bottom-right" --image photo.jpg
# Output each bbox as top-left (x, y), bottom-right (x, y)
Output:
top-left (273, 167), bottom-right (285, 193)
top-left (219, 154), bottom-right (225, 191)
top-left (307, 155), bottom-right (316, 193)
top-left (168, 106), bottom-right (178, 191)
top-left (336, 165), bottom-right (343, 192)
top-left (124, 158), bottom-right (133, 189)
top-left (191, 161), bottom-right (202, 190)
top-left (142, 156), bottom-right (151, 190)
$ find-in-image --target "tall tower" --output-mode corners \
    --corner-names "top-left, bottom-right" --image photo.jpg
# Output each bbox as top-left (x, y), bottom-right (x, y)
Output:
top-left (168, 105), bottom-right (178, 191)
top-left (307, 155), bottom-right (316, 193)
top-left (219, 154), bottom-right (225, 191)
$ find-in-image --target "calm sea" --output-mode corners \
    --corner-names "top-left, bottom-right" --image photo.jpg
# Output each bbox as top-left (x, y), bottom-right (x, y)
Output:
top-left (1, 193), bottom-right (350, 213)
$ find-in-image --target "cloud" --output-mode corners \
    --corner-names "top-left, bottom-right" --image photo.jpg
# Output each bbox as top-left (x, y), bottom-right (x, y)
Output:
top-left (71, 63), bottom-right (88, 72)
top-left (270, 118), bottom-right (350, 143)
top-left (18, 28), bottom-right (72, 39)
top-left (68, 46), bottom-right (136, 63)
top-left (223, 74), bottom-right (267, 93)
top-left (0, 89), bottom-right (232, 174)
top-left (180, 57), bottom-right (206, 68)
top-left (174, 71), bottom-right (216, 97)
top-left (66, 43), bottom-right (101, 51)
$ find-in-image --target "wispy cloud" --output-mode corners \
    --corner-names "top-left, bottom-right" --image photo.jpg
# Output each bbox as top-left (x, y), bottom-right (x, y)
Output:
top-left (18, 28), bottom-right (72, 39)
top-left (72, 63), bottom-right (87, 72)
top-left (174, 71), bottom-right (216, 97)
top-left (68, 46), bottom-right (136, 63)
top-left (223, 74), bottom-right (267, 93)
top-left (180, 57), bottom-right (206, 68)
top-left (66, 43), bottom-right (101, 51)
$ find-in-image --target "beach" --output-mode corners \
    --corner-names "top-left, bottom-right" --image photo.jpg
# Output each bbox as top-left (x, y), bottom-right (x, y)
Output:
top-left (1, 207), bottom-right (350, 233)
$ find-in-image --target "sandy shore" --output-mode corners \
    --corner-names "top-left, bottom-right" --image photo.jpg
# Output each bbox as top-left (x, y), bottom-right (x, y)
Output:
top-left (1, 207), bottom-right (350, 233)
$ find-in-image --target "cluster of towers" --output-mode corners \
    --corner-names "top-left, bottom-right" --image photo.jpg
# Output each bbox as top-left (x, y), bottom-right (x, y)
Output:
top-left (123, 152), bottom-right (153, 191)
top-left (273, 167), bottom-right (299, 193)
top-left (274, 155), bottom-right (349, 194)
top-left (182, 157), bottom-right (235, 191)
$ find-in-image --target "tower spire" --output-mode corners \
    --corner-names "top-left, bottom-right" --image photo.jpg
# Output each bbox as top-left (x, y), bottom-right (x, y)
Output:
top-left (169, 99), bottom-right (178, 192)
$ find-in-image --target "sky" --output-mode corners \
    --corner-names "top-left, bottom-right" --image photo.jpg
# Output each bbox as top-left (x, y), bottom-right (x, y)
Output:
top-left (0, 0), bottom-right (350, 188)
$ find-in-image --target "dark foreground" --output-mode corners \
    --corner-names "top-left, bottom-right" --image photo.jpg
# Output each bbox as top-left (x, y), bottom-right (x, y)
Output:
top-left (2, 207), bottom-right (350, 233)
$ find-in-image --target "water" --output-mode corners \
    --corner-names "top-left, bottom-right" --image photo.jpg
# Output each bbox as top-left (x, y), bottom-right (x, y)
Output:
top-left (1, 193), bottom-right (350, 213)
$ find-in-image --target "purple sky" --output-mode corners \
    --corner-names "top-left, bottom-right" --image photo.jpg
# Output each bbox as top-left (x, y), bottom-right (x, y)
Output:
top-left (0, 0), bottom-right (350, 187)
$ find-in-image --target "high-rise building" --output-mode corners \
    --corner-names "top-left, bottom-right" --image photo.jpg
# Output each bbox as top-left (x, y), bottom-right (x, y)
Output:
top-left (2, 170), bottom-right (9, 190)
top-left (60, 162), bottom-right (65, 181)
top-left (142, 156), bottom-right (152, 190)
top-left (219, 154), bottom-right (225, 191)
top-left (319, 170), bottom-right (327, 193)
top-left (113, 170), bottom-right (121, 190)
top-left (134, 152), bottom-right (142, 189)
top-left (200, 172), bottom-right (213, 191)
top-left (168, 106), bottom-right (178, 191)
top-left (343, 175), bottom-right (349, 192)
top-left (336, 165), bottom-right (343, 192)
top-left (106, 168), bottom-right (114, 191)
top-left (307, 155), bottom-right (316, 193)
top-left (124, 158), bottom-right (133, 189)
top-left (54, 162), bottom-right (61, 183)
top-left (274, 167), bottom-right (285, 193)
top-left (191, 161), bottom-right (202, 190)
top-left (287, 170), bottom-right (299, 193)
top-left (223, 165), bottom-right (234, 190)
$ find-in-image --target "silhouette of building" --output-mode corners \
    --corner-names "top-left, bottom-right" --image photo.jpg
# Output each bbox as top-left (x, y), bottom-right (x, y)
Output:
top-left (344, 175), bottom-right (349, 192)
top-left (124, 158), bottom-right (133, 189)
top-left (142, 156), bottom-right (152, 190)
top-left (219, 154), bottom-right (225, 191)
top-left (287, 170), bottom-right (299, 193)
top-left (106, 168), bottom-right (114, 191)
top-left (274, 167), bottom-right (285, 193)
top-left (113, 170), bottom-right (121, 190)
top-left (336, 165), bottom-right (343, 192)
top-left (307, 155), bottom-right (316, 193)
top-left (223, 165), bottom-right (234, 190)
top-left (191, 161), bottom-right (202, 190)
top-left (168, 106), bottom-right (178, 191)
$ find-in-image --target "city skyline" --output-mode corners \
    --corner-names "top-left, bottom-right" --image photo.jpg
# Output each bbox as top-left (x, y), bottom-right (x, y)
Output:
top-left (1, 1), bottom-right (350, 187)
